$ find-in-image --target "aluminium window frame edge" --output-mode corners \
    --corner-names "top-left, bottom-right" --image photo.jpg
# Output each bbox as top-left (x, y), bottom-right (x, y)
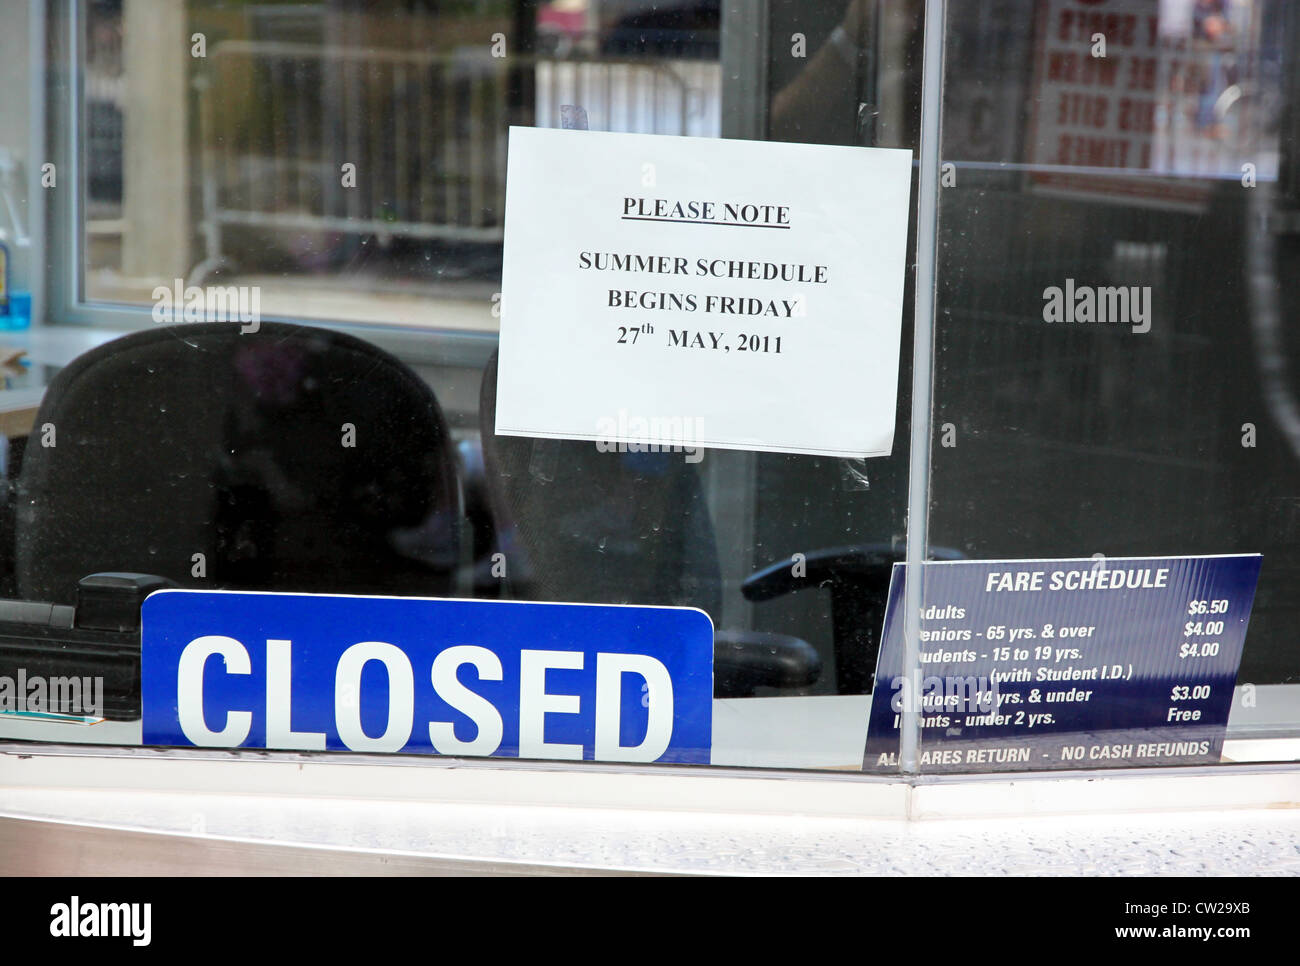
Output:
top-left (24, 0), bottom-right (47, 326)
top-left (899, 0), bottom-right (947, 774)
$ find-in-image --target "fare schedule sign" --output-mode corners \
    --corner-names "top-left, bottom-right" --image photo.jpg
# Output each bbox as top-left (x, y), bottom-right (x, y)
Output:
top-left (864, 555), bottom-right (1262, 773)
top-left (496, 127), bottom-right (913, 459)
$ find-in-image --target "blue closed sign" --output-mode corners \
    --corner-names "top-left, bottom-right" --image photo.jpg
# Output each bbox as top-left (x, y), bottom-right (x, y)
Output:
top-left (142, 591), bottom-right (713, 764)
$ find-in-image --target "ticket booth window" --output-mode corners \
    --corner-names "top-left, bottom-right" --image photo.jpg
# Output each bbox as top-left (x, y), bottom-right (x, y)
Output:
top-left (0, 0), bottom-right (1296, 777)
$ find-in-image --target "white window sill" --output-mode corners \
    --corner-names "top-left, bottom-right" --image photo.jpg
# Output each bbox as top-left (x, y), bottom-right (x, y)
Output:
top-left (3, 745), bottom-right (1300, 875)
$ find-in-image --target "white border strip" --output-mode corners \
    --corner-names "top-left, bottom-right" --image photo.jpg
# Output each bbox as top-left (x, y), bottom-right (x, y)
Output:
top-left (3, 746), bottom-right (1300, 824)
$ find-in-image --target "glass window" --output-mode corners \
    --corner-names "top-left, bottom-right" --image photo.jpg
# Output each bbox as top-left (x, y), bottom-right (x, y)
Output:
top-left (77, 0), bottom-right (724, 332)
top-left (2, 0), bottom-right (1298, 779)
top-left (927, 0), bottom-right (1298, 770)
top-left (4, 0), bottom-right (926, 776)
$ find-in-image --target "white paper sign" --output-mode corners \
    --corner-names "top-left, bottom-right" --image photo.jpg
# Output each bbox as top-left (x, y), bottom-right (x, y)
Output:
top-left (496, 127), bottom-right (912, 458)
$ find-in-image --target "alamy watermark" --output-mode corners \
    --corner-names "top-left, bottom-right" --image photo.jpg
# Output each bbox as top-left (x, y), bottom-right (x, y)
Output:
top-left (152, 279), bottom-right (261, 333)
top-left (890, 671), bottom-right (1001, 718)
top-left (595, 409), bottom-right (704, 464)
top-left (0, 669), bottom-right (104, 717)
top-left (50, 897), bottom-right (151, 946)
top-left (1042, 279), bottom-right (1151, 333)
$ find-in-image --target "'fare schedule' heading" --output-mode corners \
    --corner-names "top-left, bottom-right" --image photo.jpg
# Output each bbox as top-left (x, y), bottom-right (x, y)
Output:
top-left (985, 567), bottom-right (1170, 593)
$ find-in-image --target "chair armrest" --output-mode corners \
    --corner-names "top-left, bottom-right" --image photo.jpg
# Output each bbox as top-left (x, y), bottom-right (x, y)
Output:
top-left (742, 543), bottom-right (965, 601)
top-left (741, 544), bottom-right (965, 694)
top-left (713, 629), bottom-right (821, 698)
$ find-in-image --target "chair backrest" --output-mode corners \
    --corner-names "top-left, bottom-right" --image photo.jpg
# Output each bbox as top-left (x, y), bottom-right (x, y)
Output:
top-left (16, 322), bottom-right (459, 604)
top-left (478, 351), bottom-right (722, 617)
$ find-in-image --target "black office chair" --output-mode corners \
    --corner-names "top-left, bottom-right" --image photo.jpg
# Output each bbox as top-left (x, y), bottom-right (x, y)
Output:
top-left (14, 321), bottom-right (460, 604)
top-left (474, 351), bottom-right (821, 697)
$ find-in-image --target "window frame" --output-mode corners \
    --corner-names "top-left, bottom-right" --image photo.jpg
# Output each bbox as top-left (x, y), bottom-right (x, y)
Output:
top-left (17, 0), bottom-right (1300, 795)
top-left (42, 0), bottom-right (499, 372)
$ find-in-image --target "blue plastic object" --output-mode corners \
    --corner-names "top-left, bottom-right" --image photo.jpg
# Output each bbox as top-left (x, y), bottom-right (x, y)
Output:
top-left (2, 290), bottom-right (30, 330)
